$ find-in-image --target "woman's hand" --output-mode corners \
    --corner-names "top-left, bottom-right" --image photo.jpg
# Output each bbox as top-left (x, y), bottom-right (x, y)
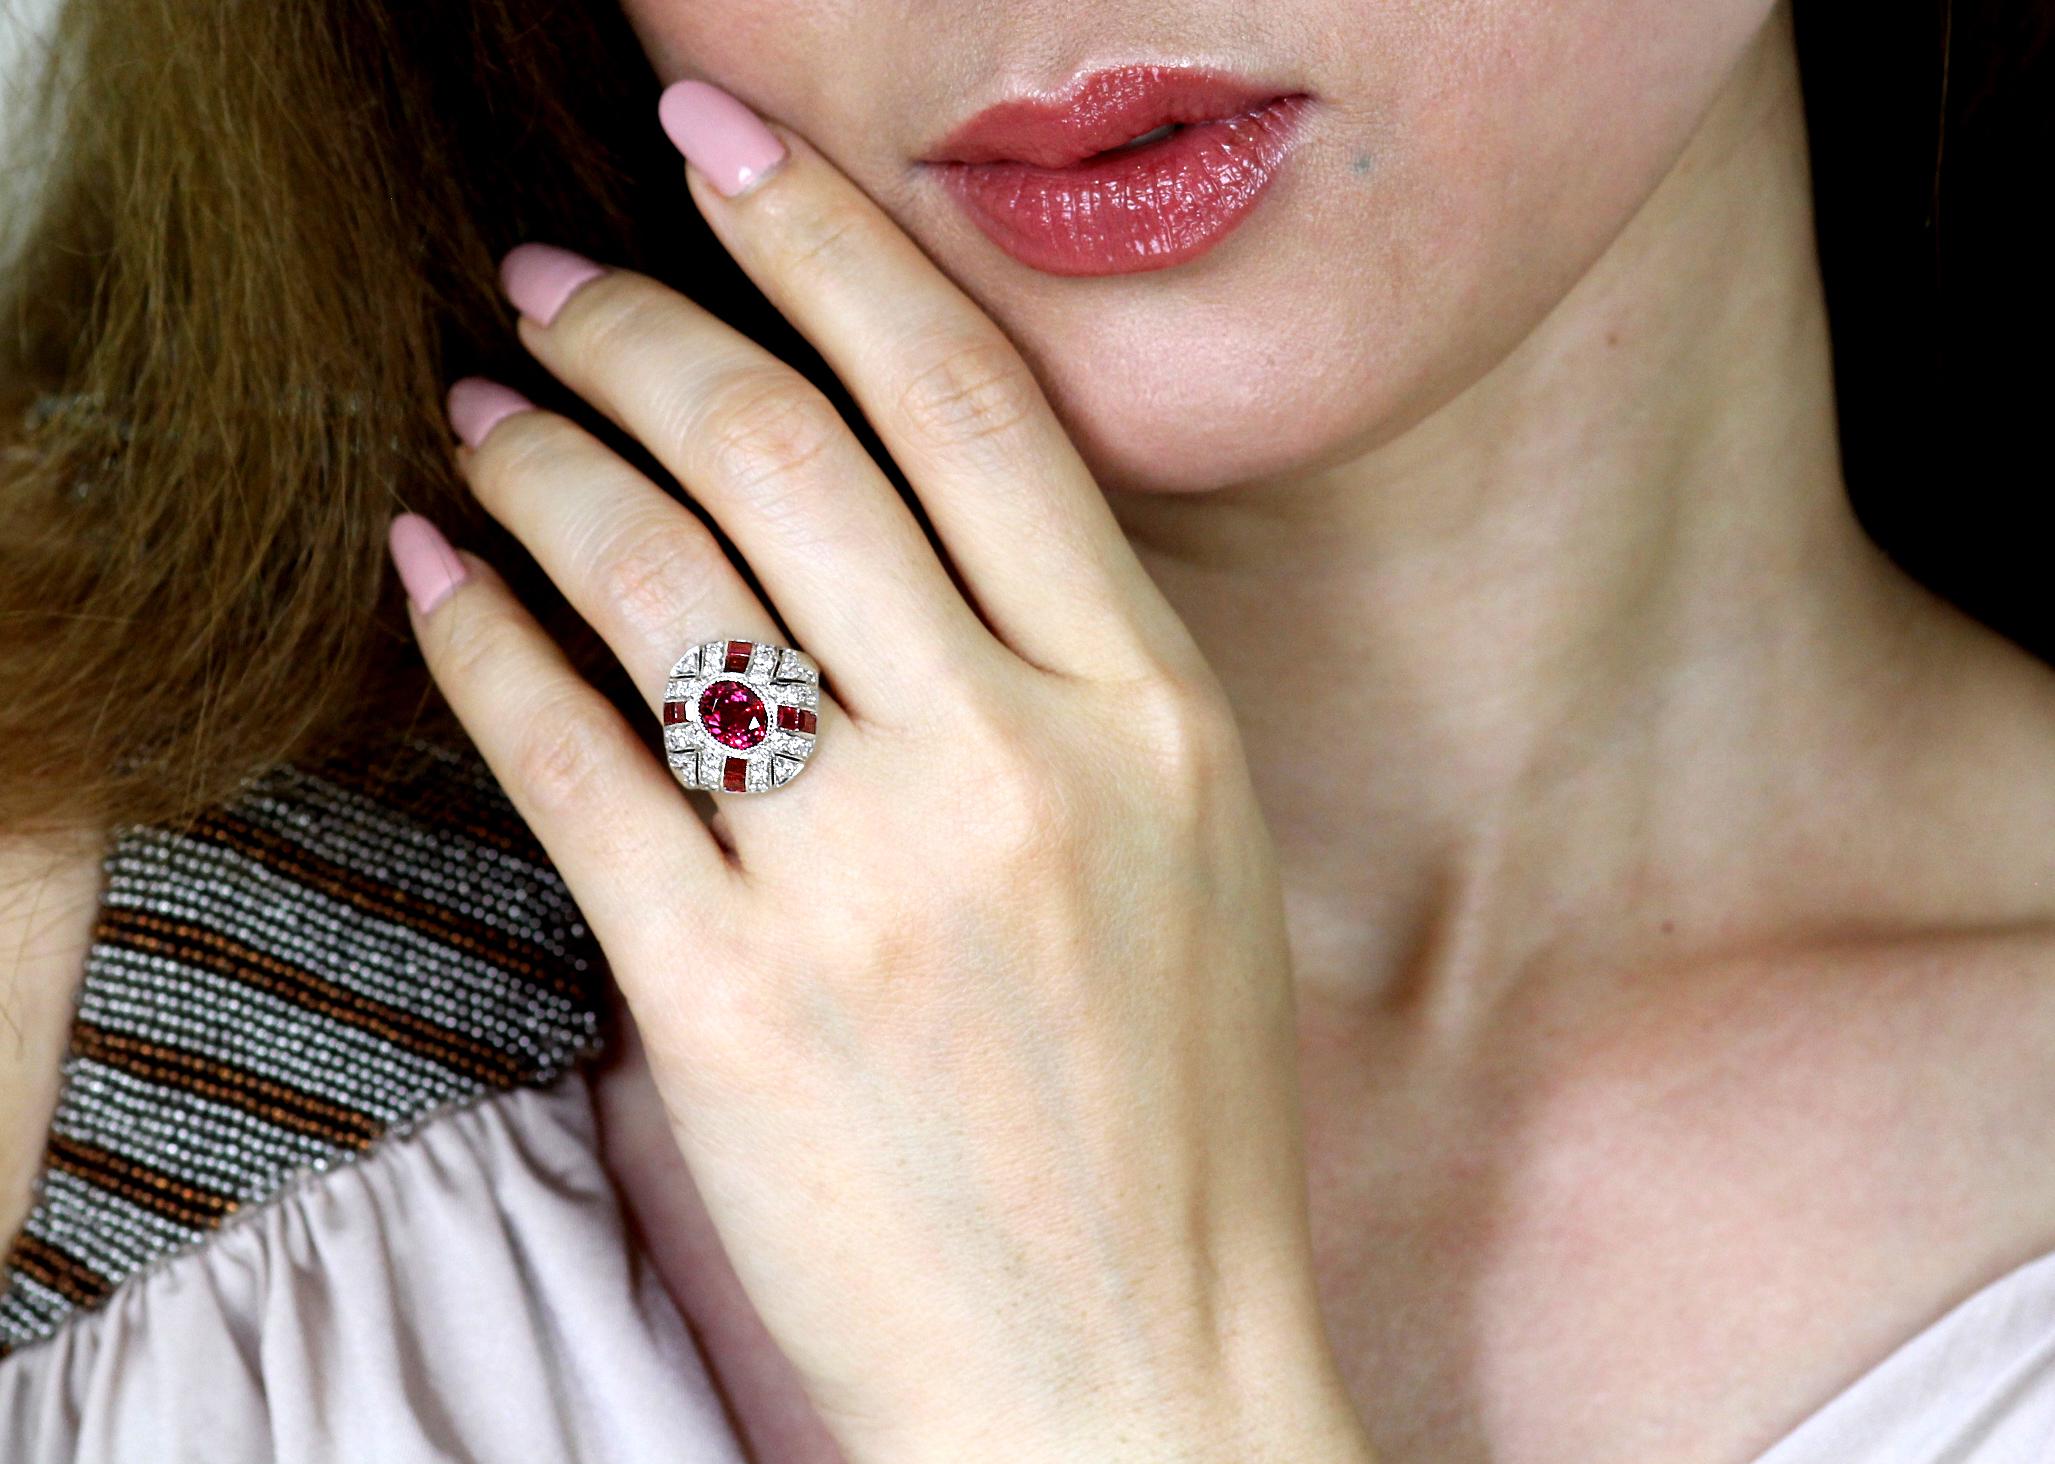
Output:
top-left (393, 80), bottom-right (1374, 1464)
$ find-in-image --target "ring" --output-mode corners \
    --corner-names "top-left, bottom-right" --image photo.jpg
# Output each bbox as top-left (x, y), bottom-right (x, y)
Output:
top-left (660, 637), bottom-right (822, 795)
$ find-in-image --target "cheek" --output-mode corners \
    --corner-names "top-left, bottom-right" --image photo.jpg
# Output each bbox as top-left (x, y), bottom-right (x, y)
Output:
top-left (620, 0), bottom-right (846, 104)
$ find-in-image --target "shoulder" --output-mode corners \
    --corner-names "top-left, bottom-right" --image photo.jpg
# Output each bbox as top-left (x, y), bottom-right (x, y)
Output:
top-left (1848, 597), bottom-right (2055, 939)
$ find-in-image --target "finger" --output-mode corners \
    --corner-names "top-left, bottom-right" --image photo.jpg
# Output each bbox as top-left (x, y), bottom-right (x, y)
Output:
top-left (452, 378), bottom-right (803, 715)
top-left (447, 380), bottom-right (848, 832)
top-left (390, 515), bottom-right (738, 953)
top-left (660, 81), bottom-right (1190, 682)
top-left (495, 243), bottom-right (995, 716)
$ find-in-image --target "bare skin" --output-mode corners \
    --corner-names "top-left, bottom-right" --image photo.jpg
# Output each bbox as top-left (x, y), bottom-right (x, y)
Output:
top-left (588, 9), bottom-right (2055, 1464)
top-left (5, 6), bottom-right (2053, 1464)
top-left (0, 831), bottom-right (103, 1250)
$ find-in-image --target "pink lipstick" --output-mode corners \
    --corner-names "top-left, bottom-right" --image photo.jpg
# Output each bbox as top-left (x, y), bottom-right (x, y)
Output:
top-left (920, 64), bottom-right (1313, 277)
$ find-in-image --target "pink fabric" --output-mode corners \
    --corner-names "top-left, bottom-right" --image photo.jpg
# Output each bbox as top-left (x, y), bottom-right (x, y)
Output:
top-left (0, 1074), bottom-right (747, 1464)
top-left (5, 1063), bottom-right (2053, 1461)
top-left (1748, 1240), bottom-right (2055, 1463)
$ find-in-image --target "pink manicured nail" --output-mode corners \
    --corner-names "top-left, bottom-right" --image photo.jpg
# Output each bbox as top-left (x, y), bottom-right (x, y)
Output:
top-left (447, 377), bottom-right (535, 449)
top-left (657, 80), bottom-right (788, 198)
top-left (499, 242), bottom-right (607, 327)
top-left (388, 513), bottom-right (469, 615)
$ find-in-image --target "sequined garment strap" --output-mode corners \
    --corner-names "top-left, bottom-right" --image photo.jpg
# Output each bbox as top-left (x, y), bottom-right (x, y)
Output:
top-left (0, 742), bottom-right (606, 1354)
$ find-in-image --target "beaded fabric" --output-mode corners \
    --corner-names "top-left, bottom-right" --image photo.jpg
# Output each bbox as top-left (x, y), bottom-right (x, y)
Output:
top-left (0, 739), bottom-right (607, 1356)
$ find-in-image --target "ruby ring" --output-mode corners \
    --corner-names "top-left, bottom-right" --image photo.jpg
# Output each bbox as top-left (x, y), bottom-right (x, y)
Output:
top-left (660, 637), bottom-right (822, 794)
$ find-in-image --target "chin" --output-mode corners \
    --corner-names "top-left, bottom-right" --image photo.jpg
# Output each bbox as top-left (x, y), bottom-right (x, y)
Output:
top-left (886, 92), bottom-right (1579, 500)
top-left (932, 204), bottom-right (1414, 496)
top-left (1033, 341), bottom-right (1392, 497)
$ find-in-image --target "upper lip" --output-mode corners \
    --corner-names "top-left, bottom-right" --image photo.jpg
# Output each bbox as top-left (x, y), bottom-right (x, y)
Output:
top-left (919, 64), bottom-right (1301, 169)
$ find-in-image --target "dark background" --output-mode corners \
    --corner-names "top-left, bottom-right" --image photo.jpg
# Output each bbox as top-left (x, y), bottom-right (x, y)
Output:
top-left (1795, 0), bottom-right (2053, 666)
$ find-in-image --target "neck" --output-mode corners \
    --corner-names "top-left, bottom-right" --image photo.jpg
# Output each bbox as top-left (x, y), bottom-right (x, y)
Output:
top-left (0, 827), bottom-right (104, 1247)
top-left (1104, 11), bottom-right (1942, 1034)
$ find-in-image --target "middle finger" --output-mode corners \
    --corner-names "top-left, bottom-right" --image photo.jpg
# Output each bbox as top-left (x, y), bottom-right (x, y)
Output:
top-left (450, 378), bottom-right (790, 720)
top-left (497, 244), bottom-right (991, 718)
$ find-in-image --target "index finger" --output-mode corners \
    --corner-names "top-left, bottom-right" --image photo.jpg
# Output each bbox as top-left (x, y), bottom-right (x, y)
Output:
top-left (658, 81), bottom-right (1194, 683)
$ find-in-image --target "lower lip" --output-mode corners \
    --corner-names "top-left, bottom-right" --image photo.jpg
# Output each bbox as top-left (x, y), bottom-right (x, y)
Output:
top-left (928, 95), bottom-right (1313, 277)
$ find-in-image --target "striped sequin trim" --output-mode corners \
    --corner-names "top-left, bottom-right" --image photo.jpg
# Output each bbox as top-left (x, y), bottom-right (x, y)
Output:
top-left (0, 740), bottom-right (607, 1355)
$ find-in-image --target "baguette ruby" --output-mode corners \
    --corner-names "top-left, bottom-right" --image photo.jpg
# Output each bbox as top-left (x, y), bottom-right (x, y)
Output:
top-left (724, 640), bottom-right (752, 672)
top-left (722, 756), bottom-right (748, 792)
top-left (664, 701), bottom-right (689, 725)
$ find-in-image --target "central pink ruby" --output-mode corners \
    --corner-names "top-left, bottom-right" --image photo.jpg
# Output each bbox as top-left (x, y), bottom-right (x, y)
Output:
top-left (699, 680), bottom-right (769, 750)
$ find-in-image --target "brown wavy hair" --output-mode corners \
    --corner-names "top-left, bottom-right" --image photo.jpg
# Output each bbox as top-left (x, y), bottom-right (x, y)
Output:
top-left (0, 0), bottom-right (2049, 833)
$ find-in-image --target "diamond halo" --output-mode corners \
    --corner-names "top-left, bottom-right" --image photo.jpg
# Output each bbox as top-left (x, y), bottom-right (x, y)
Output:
top-left (661, 637), bottom-right (821, 794)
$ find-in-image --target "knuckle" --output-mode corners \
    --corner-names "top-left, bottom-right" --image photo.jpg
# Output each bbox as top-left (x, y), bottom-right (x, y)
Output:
top-left (592, 515), bottom-right (720, 644)
top-left (469, 412), bottom-right (585, 504)
top-left (674, 963), bottom-right (800, 1081)
top-left (509, 695), bottom-right (628, 816)
top-left (1119, 671), bottom-right (1244, 799)
top-left (978, 772), bottom-right (1067, 869)
top-left (430, 590), bottom-right (518, 690)
top-left (895, 331), bottom-right (1043, 452)
top-left (694, 370), bottom-right (844, 501)
top-left (763, 195), bottom-right (871, 284)
top-left (562, 271), bottom-right (666, 364)
top-left (954, 711), bottom-right (1069, 860)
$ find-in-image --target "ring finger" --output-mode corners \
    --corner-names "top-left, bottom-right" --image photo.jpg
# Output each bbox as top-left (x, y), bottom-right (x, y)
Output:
top-left (449, 377), bottom-right (850, 838)
top-left (497, 247), bottom-right (993, 723)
